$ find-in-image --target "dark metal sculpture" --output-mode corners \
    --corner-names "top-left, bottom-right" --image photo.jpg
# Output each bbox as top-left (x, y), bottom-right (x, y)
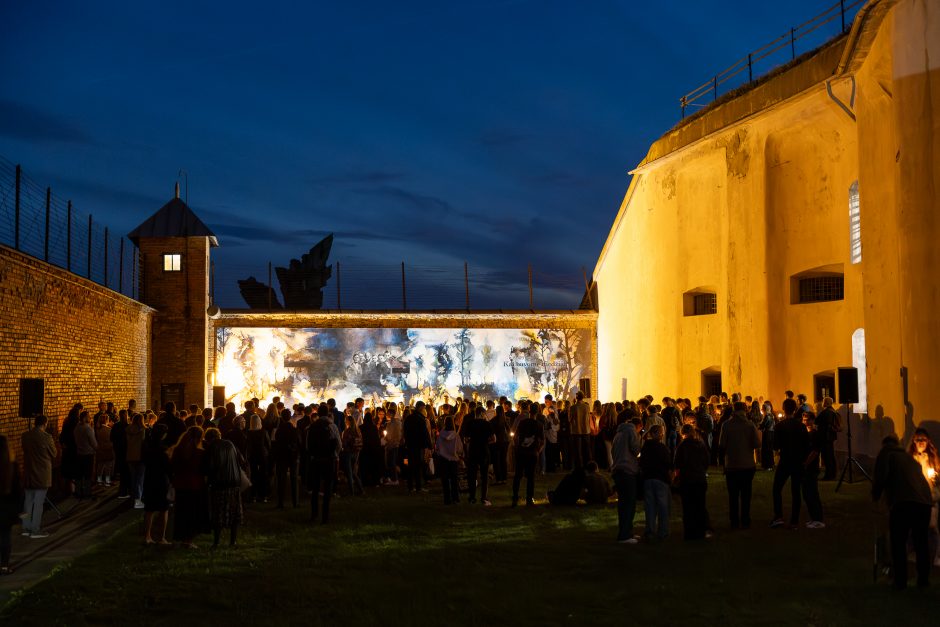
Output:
top-left (237, 234), bottom-right (333, 310)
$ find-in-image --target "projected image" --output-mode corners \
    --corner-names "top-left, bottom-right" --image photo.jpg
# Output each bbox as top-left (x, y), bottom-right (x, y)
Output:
top-left (215, 327), bottom-right (591, 407)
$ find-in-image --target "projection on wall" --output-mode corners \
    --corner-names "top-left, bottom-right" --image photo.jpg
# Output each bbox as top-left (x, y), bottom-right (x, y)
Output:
top-left (215, 327), bottom-right (591, 407)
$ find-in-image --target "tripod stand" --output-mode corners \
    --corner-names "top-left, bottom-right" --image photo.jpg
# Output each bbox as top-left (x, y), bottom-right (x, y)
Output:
top-left (836, 403), bottom-right (871, 491)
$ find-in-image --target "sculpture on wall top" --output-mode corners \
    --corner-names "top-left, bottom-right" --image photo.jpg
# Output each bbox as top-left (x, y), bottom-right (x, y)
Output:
top-left (237, 234), bottom-right (333, 310)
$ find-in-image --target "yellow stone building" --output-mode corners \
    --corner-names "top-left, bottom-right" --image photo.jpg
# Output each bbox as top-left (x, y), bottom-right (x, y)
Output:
top-left (593, 0), bottom-right (938, 455)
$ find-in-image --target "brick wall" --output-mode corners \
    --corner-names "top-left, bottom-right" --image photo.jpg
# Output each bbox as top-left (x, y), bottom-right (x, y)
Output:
top-left (0, 244), bottom-right (152, 460)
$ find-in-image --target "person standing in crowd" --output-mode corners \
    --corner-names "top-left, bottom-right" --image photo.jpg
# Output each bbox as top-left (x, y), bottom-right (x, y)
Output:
top-left (74, 410), bottom-right (98, 500)
top-left (20, 415), bottom-right (57, 539)
top-left (770, 398), bottom-right (809, 529)
top-left (0, 436), bottom-right (24, 575)
top-left (435, 415), bottom-right (463, 505)
top-left (246, 415), bottom-right (271, 503)
top-left (403, 402), bottom-right (432, 493)
top-left (359, 409), bottom-right (383, 487)
top-left (490, 405), bottom-right (510, 485)
top-left (815, 397), bottom-right (840, 480)
top-left (125, 413), bottom-right (147, 509)
top-left (759, 401), bottom-right (776, 470)
top-left (171, 426), bottom-right (208, 549)
top-left (93, 402), bottom-right (108, 429)
top-left (557, 399), bottom-right (572, 471)
top-left (273, 410), bottom-right (300, 508)
top-left (157, 403), bottom-right (186, 447)
top-left (142, 424), bottom-right (172, 545)
top-left (204, 428), bottom-right (244, 547)
top-left (719, 401), bottom-right (761, 529)
top-left (674, 424), bottom-right (711, 540)
top-left (872, 435), bottom-right (933, 589)
top-left (383, 405), bottom-right (402, 485)
top-left (340, 416), bottom-right (364, 496)
top-left (59, 403), bottom-right (82, 496)
top-left (111, 410), bottom-right (129, 498)
top-left (611, 412), bottom-right (641, 543)
top-left (95, 416), bottom-right (114, 486)
top-left (908, 428), bottom-right (940, 566)
top-left (512, 404), bottom-right (544, 507)
top-left (542, 396), bottom-right (560, 472)
top-left (801, 412), bottom-right (825, 529)
top-left (661, 397), bottom-right (681, 457)
top-left (225, 415), bottom-right (249, 462)
top-left (462, 406), bottom-right (495, 506)
top-left (569, 391), bottom-right (591, 469)
top-left (308, 406), bottom-right (342, 524)
top-left (639, 424), bottom-right (672, 542)
top-left (597, 403), bottom-right (616, 471)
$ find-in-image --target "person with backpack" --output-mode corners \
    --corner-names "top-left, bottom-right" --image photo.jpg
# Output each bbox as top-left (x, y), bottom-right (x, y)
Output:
top-left (307, 406), bottom-right (342, 524)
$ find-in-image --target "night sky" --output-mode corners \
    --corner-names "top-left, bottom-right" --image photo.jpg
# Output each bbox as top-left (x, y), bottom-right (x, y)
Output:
top-left (0, 0), bottom-right (842, 309)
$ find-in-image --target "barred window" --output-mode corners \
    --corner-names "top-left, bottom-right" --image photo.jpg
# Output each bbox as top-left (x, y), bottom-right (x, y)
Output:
top-left (693, 293), bottom-right (717, 315)
top-left (798, 275), bottom-right (844, 303)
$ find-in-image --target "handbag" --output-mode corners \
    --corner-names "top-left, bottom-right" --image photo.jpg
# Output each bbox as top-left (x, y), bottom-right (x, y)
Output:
top-left (239, 467), bottom-right (252, 492)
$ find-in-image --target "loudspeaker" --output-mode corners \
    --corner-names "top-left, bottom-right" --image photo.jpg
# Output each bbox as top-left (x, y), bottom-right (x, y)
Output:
top-left (578, 378), bottom-right (592, 398)
top-left (838, 367), bottom-right (859, 404)
top-left (19, 378), bottom-right (45, 416)
top-left (212, 386), bottom-right (226, 408)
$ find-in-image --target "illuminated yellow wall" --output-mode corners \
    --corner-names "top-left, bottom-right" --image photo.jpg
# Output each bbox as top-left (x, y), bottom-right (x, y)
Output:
top-left (594, 0), bottom-right (939, 455)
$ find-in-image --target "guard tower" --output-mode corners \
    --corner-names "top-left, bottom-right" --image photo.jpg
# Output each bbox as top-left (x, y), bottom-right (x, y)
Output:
top-left (128, 184), bottom-right (218, 410)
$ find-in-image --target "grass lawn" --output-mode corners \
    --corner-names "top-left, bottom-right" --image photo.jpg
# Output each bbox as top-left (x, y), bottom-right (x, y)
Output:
top-left (1, 471), bottom-right (936, 626)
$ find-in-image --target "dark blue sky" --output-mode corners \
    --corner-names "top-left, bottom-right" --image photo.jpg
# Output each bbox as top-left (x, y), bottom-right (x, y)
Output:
top-left (0, 0), bottom-right (841, 309)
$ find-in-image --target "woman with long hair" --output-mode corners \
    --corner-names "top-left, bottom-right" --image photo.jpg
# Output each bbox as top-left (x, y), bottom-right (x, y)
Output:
top-left (171, 426), bottom-right (208, 549)
top-left (0, 435), bottom-right (24, 575)
top-left (340, 416), bottom-right (364, 495)
top-left (142, 424), bottom-right (172, 545)
top-left (908, 428), bottom-right (940, 565)
top-left (246, 414), bottom-right (271, 503)
top-left (599, 403), bottom-right (618, 469)
top-left (126, 413), bottom-right (147, 508)
top-left (359, 410), bottom-right (383, 487)
top-left (435, 415), bottom-right (463, 504)
top-left (759, 401), bottom-right (776, 470)
top-left (74, 410), bottom-right (98, 499)
top-left (203, 428), bottom-right (244, 548)
top-left (59, 403), bottom-right (83, 495)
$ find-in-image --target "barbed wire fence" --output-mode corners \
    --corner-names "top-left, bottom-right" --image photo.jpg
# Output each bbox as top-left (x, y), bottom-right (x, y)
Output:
top-left (0, 156), bottom-right (139, 298)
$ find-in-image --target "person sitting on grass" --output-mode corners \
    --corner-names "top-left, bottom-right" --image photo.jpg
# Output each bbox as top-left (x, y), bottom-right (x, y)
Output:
top-left (547, 466), bottom-right (585, 506)
top-left (581, 461), bottom-right (612, 505)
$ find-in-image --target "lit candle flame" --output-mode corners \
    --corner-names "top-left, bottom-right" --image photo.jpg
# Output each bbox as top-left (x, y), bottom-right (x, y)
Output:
top-left (928, 467), bottom-right (937, 480)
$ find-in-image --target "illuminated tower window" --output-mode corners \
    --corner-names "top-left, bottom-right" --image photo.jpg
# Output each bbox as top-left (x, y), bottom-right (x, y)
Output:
top-left (849, 181), bottom-right (861, 264)
top-left (163, 253), bottom-right (182, 272)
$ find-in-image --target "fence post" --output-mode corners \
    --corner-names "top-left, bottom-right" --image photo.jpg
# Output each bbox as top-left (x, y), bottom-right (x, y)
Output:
top-left (528, 264), bottom-right (534, 310)
top-left (267, 261), bottom-right (273, 310)
top-left (401, 262), bottom-right (407, 311)
top-left (87, 215), bottom-right (93, 278)
top-left (66, 201), bottom-right (72, 271)
top-left (119, 238), bottom-right (124, 294)
top-left (748, 53), bottom-right (753, 83)
top-left (103, 227), bottom-right (109, 288)
top-left (841, 0), bottom-right (846, 32)
top-left (14, 165), bottom-right (21, 250)
top-left (791, 27), bottom-right (796, 59)
top-left (44, 187), bottom-right (51, 261)
top-left (680, 96), bottom-right (687, 119)
top-left (336, 261), bottom-right (342, 310)
top-left (464, 262), bottom-right (470, 311)
top-left (713, 76), bottom-right (718, 101)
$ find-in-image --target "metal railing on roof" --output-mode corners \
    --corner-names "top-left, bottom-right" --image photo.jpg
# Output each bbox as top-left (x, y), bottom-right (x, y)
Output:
top-left (679, 0), bottom-right (865, 119)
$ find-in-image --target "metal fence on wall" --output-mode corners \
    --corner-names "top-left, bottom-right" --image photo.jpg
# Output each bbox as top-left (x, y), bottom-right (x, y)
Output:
top-left (216, 260), bottom-right (594, 311)
top-left (679, 0), bottom-right (865, 119)
top-left (0, 156), bottom-right (139, 298)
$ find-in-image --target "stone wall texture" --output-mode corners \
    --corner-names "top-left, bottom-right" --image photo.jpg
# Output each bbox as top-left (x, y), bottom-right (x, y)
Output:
top-left (0, 245), bottom-right (152, 461)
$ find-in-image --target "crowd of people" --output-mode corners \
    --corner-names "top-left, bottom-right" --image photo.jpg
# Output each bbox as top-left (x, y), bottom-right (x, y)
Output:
top-left (0, 389), bottom-right (936, 589)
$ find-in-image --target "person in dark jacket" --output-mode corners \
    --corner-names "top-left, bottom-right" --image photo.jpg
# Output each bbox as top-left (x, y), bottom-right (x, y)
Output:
top-left (610, 414), bottom-right (641, 542)
top-left (74, 411), bottom-right (98, 500)
top-left (157, 403), bottom-right (187, 448)
top-left (759, 401), bottom-right (776, 470)
top-left (204, 428), bottom-right (244, 547)
top-left (403, 403), bottom-right (432, 492)
top-left (674, 424), bottom-right (711, 540)
top-left (142, 424), bottom-right (172, 545)
top-left (872, 435), bottom-right (933, 589)
top-left (111, 409), bottom-right (130, 499)
top-left (273, 410), bottom-right (300, 508)
top-left (639, 425), bottom-right (672, 540)
top-left (512, 404), bottom-right (545, 507)
top-left (246, 415), bottom-right (271, 503)
top-left (718, 402), bottom-right (761, 529)
top-left (0, 435), bottom-right (24, 575)
top-left (59, 403), bottom-right (83, 497)
top-left (770, 398), bottom-right (809, 528)
top-left (489, 405), bottom-right (510, 484)
top-left (815, 397), bottom-right (840, 480)
top-left (547, 466), bottom-right (584, 506)
top-left (461, 406), bottom-right (495, 505)
top-left (358, 410), bottom-right (383, 488)
top-left (307, 408), bottom-right (341, 523)
top-left (171, 426), bottom-right (208, 548)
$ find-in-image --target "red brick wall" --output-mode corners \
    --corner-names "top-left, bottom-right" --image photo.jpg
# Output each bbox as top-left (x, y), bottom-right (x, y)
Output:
top-left (0, 245), bottom-right (152, 460)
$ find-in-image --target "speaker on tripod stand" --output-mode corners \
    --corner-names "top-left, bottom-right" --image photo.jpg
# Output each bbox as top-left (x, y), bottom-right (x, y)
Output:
top-left (836, 367), bottom-right (871, 491)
